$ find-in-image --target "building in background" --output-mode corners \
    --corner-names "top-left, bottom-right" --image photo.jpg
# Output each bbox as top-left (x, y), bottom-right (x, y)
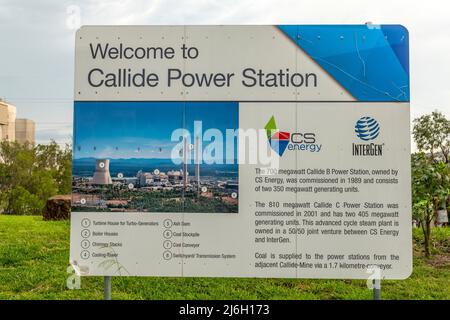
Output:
top-left (0, 99), bottom-right (35, 144)
top-left (15, 118), bottom-right (35, 144)
top-left (0, 99), bottom-right (16, 141)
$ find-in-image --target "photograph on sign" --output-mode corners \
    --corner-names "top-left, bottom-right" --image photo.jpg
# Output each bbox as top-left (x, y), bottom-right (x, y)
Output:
top-left (72, 101), bottom-right (239, 213)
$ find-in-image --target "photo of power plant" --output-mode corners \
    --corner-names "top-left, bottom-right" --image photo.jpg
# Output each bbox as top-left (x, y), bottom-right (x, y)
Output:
top-left (71, 101), bottom-right (239, 213)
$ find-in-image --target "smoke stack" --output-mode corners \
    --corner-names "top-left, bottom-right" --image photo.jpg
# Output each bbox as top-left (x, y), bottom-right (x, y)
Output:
top-left (183, 137), bottom-right (188, 190)
top-left (195, 135), bottom-right (200, 193)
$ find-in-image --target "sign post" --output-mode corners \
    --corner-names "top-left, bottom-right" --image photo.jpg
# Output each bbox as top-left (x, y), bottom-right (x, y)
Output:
top-left (104, 276), bottom-right (112, 300)
top-left (373, 279), bottom-right (381, 300)
top-left (70, 25), bottom-right (411, 292)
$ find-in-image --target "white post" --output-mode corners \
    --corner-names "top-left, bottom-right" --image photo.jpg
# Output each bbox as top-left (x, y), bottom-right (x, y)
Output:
top-left (104, 276), bottom-right (111, 300)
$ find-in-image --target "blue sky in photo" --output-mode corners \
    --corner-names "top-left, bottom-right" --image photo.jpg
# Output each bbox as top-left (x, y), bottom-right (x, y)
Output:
top-left (73, 101), bottom-right (238, 161)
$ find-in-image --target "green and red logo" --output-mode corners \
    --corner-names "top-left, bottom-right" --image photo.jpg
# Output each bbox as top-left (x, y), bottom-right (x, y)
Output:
top-left (264, 116), bottom-right (322, 155)
top-left (265, 116), bottom-right (291, 156)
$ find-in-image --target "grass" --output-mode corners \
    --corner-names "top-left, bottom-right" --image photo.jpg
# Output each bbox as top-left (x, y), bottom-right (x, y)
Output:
top-left (0, 215), bottom-right (449, 300)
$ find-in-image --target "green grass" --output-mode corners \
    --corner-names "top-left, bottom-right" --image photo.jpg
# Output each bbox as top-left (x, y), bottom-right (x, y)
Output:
top-left (0, 215), bottom-right (449, 300)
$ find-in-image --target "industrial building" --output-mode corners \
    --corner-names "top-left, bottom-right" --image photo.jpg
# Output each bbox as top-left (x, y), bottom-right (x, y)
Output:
top-left (15, 119), bottom-right (35, 144)
top-left (0, 99), bottom-right (35, 144)
top-left (0, 100), bottom-right (16, 141)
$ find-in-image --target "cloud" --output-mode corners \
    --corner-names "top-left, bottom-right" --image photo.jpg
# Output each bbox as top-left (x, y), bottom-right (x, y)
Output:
top-left (36, 126), bottom-right (72, 145)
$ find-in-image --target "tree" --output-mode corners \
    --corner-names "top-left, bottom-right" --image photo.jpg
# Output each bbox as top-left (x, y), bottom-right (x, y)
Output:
top-left (35, 142), bottom-right (72, 194)
top-left (0, 140), bottom-right (72, 215)
top-left (411, 152), bottom-right (450, 257)
top-left (412, 111), bottom-right (450, 163)
top-left (6, 186), bottom-right (42, 215)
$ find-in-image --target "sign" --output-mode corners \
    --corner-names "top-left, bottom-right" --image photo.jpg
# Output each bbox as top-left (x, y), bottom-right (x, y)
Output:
top-left (70, 25), bottom-right (411, 279)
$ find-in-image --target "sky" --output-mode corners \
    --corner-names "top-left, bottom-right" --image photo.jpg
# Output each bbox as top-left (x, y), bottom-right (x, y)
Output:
top-left (73, 101), bottom-right (238, 160)
top-left (0, 0), bottom-right (449, 147)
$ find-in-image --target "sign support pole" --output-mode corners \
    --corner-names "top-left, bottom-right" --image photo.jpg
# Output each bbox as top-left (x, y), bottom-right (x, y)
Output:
top-left (104, 276), bottom-right (112, 300)
top-left (373, 279), bottom-right (381, 300)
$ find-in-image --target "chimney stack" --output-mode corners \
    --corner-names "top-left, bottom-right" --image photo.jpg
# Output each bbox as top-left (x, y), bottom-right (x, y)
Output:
top-left (195, 135), bottom-right (200, 193)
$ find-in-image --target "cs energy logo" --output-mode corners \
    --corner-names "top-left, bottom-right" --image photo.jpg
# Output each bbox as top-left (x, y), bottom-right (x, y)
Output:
top-left (264, 116), bottom-right (321, 156)
top-left (352, 116), bottom-right (384, 156)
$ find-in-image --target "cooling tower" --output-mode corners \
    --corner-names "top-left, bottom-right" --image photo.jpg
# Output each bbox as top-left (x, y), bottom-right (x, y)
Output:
top-left (92, 159), bottom-right (112, 185)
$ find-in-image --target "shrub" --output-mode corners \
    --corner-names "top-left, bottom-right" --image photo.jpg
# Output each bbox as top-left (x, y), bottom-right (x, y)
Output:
top-left (0, 140), bottom-right (71, 215)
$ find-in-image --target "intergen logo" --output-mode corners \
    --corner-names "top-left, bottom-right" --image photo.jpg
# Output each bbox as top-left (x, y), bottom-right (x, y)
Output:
top-left (352, 116), bottom-right (384, 156)
top-left (355, 116), bottom-right (380, 141)
top-left (264, 116), bottom-right (322, 156)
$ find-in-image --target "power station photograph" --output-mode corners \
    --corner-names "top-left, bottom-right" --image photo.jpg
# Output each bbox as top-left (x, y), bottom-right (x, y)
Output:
top-left (71, 101), bottom-right (239, 213)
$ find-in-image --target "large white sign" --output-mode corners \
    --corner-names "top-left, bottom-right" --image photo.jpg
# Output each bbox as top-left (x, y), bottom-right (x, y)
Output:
top-left (70, 25), bottom-right (412, 279)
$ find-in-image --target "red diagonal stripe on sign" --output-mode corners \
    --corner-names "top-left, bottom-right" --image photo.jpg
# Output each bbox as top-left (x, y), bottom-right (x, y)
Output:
top-left (272, 131), bottom-right (290, 140)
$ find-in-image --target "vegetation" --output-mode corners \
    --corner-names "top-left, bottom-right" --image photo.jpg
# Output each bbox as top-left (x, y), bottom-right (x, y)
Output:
top-left (0, 141), bottom-right (72, 215)
top-left (411, 154), bottom-right (450, 256)
top-left (0, 215), bottom-right (449, 300)
top-left (412, 111), bottom-right (450, 257)
top-left (413, 111), bottom-right (450, 163)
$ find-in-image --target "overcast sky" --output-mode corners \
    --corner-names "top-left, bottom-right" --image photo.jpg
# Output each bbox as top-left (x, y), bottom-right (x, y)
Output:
top-left (0, 0), bottom-right (449, 146)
